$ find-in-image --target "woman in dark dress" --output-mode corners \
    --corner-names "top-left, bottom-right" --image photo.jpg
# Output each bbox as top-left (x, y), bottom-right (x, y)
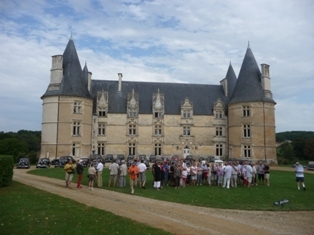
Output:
top-left (153, 161), bottom-right (162, 190)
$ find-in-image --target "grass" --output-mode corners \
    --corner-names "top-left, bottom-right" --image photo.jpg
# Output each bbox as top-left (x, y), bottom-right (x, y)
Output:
top-left (29, 167), bottom-right (314, 211)
top-left (0, 181), bottom-right (171, 235)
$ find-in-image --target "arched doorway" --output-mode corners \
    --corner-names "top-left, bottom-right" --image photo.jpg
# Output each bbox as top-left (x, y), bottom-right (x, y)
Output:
top-left (183, 146), bottom-right (190, 159)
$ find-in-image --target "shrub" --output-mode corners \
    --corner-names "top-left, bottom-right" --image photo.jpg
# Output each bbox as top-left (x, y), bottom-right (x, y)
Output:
top-left (0, 155), bottom-right (14, 187)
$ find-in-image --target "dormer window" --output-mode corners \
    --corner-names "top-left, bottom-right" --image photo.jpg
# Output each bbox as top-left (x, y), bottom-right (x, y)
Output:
top-left (153, 89), bottom-right (164, 118)
top-left (97, 90), bottom-right (108, 117)
top-left (182, 110), bottom-right (191, 118)
top-left (181, 97), bottom-right (193, 119)
top-left (215, 111), bottom-right (223, 119)
top-left (127, 89), bottom-right (139, 118)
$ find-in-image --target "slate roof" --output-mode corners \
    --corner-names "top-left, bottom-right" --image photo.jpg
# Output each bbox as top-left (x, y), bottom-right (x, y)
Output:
top-left (90, 80), bottom-right (228, 115)
top-left (229, 47), bottom-right (275, 104)
top-left (41, 39), bottom-right (92, 99)
top-left (225, 63), bottom-right (237, 98)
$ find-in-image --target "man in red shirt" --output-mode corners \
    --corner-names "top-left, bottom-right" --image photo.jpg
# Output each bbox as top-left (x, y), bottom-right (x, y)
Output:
top-left (128, 161), bottom-right (139, 194)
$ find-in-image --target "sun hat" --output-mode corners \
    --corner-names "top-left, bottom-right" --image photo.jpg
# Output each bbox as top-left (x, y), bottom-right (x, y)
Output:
top-left (295, 162), bottom-right (299, 165)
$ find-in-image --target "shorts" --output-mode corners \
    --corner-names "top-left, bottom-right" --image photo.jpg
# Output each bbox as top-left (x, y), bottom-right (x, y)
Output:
top-left (258, 174), bottom-right (265, 180)
top-left (154, 181), bottom-right (161, 188)
top-left (88, 174), bottom-right (95, 182)
top-left (191, 175), bottom-right (197, 180)
top-left (130, 178), bottom-right (137, 187)
top-left (110, 174), bottom-right (118, 181)
top-left (296, 177), bottom-right (304, 182)
top-left (265, 173), bottom-right (270, 179)
top-left (139, 172), bottom-right (146, 182)
top-left (65, 173), bottom-right (73, 182)
top-left (247, 177), bottom-right (252, 183)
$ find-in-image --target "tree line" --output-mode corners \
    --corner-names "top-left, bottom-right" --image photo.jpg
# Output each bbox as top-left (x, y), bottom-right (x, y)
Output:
top-left (0, 130), bottom-right (313, 164)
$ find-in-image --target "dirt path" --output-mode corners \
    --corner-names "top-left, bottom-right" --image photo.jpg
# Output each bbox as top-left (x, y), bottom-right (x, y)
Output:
top-left (13, 167), bottom-right (314, 235)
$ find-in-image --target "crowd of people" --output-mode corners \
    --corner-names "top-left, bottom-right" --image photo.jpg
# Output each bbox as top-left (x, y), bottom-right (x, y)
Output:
top-left (62, 157), bottom-right (306, 193)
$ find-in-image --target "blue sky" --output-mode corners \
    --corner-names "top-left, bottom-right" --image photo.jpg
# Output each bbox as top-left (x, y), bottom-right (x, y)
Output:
top-left (0, 0), bottom-right (313, 133)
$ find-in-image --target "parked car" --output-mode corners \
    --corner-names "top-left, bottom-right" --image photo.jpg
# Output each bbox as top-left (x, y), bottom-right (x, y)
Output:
top-left (138, 155), bottom-right (150, 169)
top-left (16, 158), bottom-right (30, 169)
top-left (149, 155), bottom-right (156, 163)
top-left (55, 156), bottom-right (76, 168)
top-left (116, 154), bottom-right (125, 165)
top-left (91, 154), bottom-right (105, 166)
top-left (185, 155), bottom-right (194, 165)
top-left (127, 155), bottom-right (135, 167)
top-left (36, 158), bottom-right (51, 168)
top-left (51, 158), bottom-right (59, 165)
top-left (79, 157), bottom-right (90, 167)
top-left (170, 155), bottom-right (181, 164)
top-left (105, 154), bottom-right (114, 162)
top-left (307, 161), bottom-right (314, 171)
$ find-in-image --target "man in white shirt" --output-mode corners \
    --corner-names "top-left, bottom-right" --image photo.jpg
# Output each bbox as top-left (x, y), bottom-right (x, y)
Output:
top-left (295, 162), bottom-right (306, 191)
top-left (137, 159), bottom-right (147, 189)
top-left (222, 162), bottom-right (233, 189)
top-left (245, 162), bottom-right (253, 188)
top-left (96, 161), bottom-right (104, 187)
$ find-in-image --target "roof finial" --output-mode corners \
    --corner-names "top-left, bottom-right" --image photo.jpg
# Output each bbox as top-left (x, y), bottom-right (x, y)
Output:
top-left (70, 32), bottom-right (73, 40)
top-left (248, 41), bottom-right (250, 49)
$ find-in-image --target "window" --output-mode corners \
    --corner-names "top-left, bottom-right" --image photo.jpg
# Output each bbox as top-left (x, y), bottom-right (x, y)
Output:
top-left (73, 122), bottom-right (81, 136)
top-left (243, 106), bottom-right (250, 117)
top-left (129, 143), bottom-right (136, 155)
top-left (182, 110), bottom-right (191, 118)
top-left (155, 143), bottom-right (162, 155)
top-left (129, 111), bottom-right (137, 117)
top-left (129, 124), bottom-right (136, 135)
top-left (243, 145), bottom-right (251, 158)
top-left (98, 110), bottom-right (106, 117)
top-left (73, 101), bottom-right (82, 114)
top-left (154, 112), bottom-right (162, 118)
top-left (216, 127), bottom-right (223, 136)
top-left (98, 123), bottom-right (105, 135)
top-left (97, 142), bottom-right (105, 156)
top-left (243, 124), bottom-right (251, 138)
top-left (216, 144), bottom-right (223, 156)
top-left (155, 124), bottom-right (162, 136)
top-left (215, 111), bottom-right (223, 119)
top-left (183, 126), bottom-right (190, 136)
top-left (72, 143), bottom-right (80, 156)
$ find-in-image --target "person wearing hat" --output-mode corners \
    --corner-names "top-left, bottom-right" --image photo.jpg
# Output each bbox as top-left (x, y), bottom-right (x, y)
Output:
top-left (128, 161), bottom-right (139, 194)
top-left (76, 159), bottom-right (84, 188)
top-left (295, 162), bottom-right (306, 191)
top-left (119, 160), bottom-right (127, 187)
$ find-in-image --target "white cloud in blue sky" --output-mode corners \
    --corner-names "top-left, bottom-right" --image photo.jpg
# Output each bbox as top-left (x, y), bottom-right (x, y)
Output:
top-left (0, 0), bottom-right (313, 133)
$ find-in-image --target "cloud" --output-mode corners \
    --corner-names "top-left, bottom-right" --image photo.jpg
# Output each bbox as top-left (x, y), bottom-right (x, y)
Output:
top-left (0, 0), bottom-right (313, 132)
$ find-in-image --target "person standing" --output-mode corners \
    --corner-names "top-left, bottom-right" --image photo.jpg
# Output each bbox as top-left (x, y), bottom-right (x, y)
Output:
top-left (230, 162), bottom-right (238, 188)
top-left (264, 163), bottom-right (270, 186)
top-left (128, 161), bottom-right (139, 194)
top-left (223, 162), bottom-right (232, 189)
top-left (138, 159), bottom-right (147, 189)
top-left (246, 162), bottom-right (253, 188)
top-left (257, 161), bottom-right (265, 185)
top-left (153, 161), bottom-right (163, 190)
top-left (76, 159), bottom-right (84, 188)
top-left (295, 162), bottom-right (306, 191)
top-left (96, 161), bottom-right (104, 188)
top-left (88, 163), bottom-right (97, 191)
top-left (108, 160), bottom-right (119, 187)
top-left (174, 163), bottom-right (182, 189)
top-left (64, 159), bottom-right (76, 188)
top-left (119, 160), bottom-right (127, 187)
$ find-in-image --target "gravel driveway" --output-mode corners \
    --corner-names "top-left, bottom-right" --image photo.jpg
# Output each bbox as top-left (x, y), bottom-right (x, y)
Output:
top-left (13, 167), bottom-right (314, 235)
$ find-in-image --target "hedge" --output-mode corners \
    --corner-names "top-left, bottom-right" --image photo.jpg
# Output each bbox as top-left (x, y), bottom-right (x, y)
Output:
top-left (0, 155), bottom-right (14, 187)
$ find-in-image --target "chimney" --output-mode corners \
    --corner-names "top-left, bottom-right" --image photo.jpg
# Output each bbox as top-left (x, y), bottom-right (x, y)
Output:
top-left (87, 71), bottom-right (92, 92)
top-left (50, 55), bottom-right (63, 84)
top-left (118, 73), bottom-right (123, 92)
top-left (261, 64), bottom-right (272, 98)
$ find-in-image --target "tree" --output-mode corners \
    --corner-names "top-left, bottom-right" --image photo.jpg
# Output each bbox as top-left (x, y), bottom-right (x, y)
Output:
top-left (0, 138), bottom-right (28, 162)
top-left (304, 138), bottom-right (314, 161)
top-left (279, 142), bottom-right (295, 161)
top-left (293, 138), bottom-right (305, 160)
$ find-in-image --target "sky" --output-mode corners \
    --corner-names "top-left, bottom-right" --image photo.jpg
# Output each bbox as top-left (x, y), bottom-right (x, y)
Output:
top-left (0, 0), bottom-right (313, 133)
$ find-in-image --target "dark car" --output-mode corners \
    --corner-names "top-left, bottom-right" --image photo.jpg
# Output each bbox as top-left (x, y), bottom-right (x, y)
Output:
top-left (91, 154), bottom-right (105, 166)
top-left (16, 158), bottom-right (30, 169)
top-left (79, 157), bottom-right (90, 167)
top-left (307, 161), bottom-right (314, 171)
top-left (138, 155), bottom-right (150, 169)
top-left (36, 158), bottom-right (51, 168)
top-left (51, 158), bottom-right (59, 165)
top-left (185, 155), bottom-right (194, 165)
top-left (127, 155), bottom-right (135, 167)
top-left (105, 154), bottom-right (114, 162)
top-left (170, 155), bottom-right (181, 164)
top-left (116, 154), bottom-right (125, 165)
top-left (55, 156), bottom-right (76, 168)
top-left (149, 155), bottom-right (156, 163)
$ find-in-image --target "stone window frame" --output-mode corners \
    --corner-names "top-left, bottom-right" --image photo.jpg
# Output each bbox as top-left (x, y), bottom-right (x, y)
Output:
top-left (183, 126), bottom-right (191, 136)
top-left (243, 124), bottom-right (251, 138)
top-left (215, 143), bottom-right (223, 156)
top-left (154, 143), bottom-right (162, 155)
top-left (216, 127), bottom-right (223, 136)
top-left (98, 123), bottom-right (106, 136)
top-left (97, 142), bottom-right (105, 156)
top-left (73, 101), bottom-right (82, 114)
top-left (72, 142), bottom-right (80, 157)
top-left (154, 124), bottom-right (162, 136)
top-left (243, 145), bottom-right (251, 158)
top-left (129, 124), bottom-right (136, 135)
top-left (129, 142), bottom-right (136, 155)
top-left (242, 105), bottom-right (251, 117)
top-left (72, 121), bottom-right (81, 136)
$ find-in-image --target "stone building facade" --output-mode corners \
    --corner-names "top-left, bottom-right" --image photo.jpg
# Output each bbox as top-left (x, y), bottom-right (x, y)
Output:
top-left (41, 39), bottom-right (277, 163)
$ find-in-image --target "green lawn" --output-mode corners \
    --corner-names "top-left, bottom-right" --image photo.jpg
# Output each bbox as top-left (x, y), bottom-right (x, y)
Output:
top-left (29, 167), bottom-right (314, 211)
top-left (0, 181), bottom-right (171, 235)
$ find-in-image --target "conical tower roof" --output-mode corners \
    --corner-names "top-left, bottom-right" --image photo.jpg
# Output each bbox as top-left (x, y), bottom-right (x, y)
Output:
top-left (225, 63), bottom-right (237, 98)
top-left (229, 46), bottom-right (275, 104)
